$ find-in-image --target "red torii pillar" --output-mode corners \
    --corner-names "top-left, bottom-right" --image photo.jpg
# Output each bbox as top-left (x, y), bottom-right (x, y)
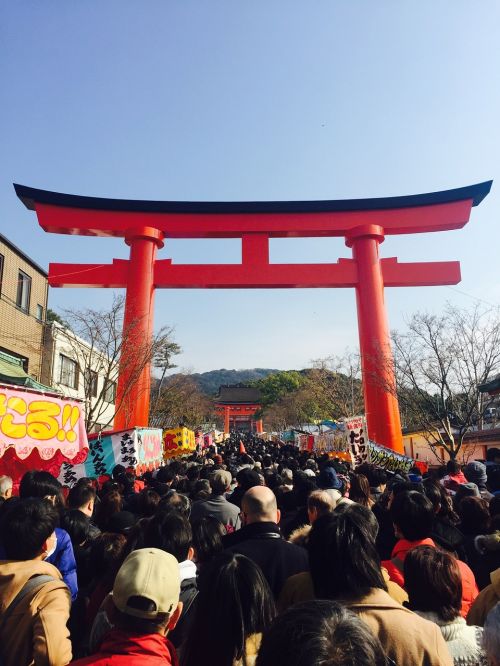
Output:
top-left (14, 181), bottom-right (492, 452)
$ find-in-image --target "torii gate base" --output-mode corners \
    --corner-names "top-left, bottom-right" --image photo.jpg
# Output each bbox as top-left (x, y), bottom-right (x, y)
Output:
top-left (15, 181), bottom-right (492, 453)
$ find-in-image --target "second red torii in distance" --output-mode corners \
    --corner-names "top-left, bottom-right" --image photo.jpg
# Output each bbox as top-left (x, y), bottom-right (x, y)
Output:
top-left (15, 181), bottom-right (492, 453)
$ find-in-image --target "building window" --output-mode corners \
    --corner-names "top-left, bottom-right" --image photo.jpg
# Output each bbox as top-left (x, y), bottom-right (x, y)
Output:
top-left (0, 254), bottom-right (4, 294)
top-left (104, 380), bottom-right (116, 404)
top-left (16, 271), bottom-right (31, 313)
top-left (60, 354), bottom-right (78, 389)
top-left (84, 369), bottom-right (98, 398)
top-left (36, 304), bottom-right (44, 321)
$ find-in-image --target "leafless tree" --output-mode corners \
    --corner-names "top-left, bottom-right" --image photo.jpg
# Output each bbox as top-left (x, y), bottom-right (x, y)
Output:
top-left (308, 352), bottom-right (364, 419)
top-left (149, 372), bottom-right (213, 430)
top-left (390, 303), bottom-right (500, 461)
top-left (54, 296), bottom-right (176, 432)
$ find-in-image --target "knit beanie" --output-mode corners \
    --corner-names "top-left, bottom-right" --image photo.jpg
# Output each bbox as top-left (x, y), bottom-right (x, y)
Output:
top-left (464, 461), bottom-right (488, 488)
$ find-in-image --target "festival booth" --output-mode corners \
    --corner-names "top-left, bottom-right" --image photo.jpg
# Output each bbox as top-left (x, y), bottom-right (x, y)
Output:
top-left (0, 384), bottom-right (89, 487)
top-left (163, 427), bottom-right (196, 460)
top-left (296, 415), bottom-right (417, 474)
top-left (58, 427), bottom-right (163, 486)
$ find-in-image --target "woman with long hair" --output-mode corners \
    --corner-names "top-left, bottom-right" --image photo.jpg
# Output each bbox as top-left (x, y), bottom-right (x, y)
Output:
top-left (282, 504), bottom-right (453, 665)
top-left (348, 473), bottom-right (374, 508)
top-left (181, 551), bottom-right (275, 666)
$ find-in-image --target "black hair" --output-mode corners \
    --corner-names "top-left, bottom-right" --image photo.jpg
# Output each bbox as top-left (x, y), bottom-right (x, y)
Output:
top-left (112, 464), bottom-right (126, 479)
top-left (486, 447), bottom-right (500, 462)
top-left (423, 478), bottom-right (459, 524)
top-left (308, 505), bottom-right (386, 600)
top-left (61, 509), bottom-right (91, 547)
top-left (446, 459), bottom-right (461, 475)
top-left (390, 491), bottom-right (434, 541)
top-left (19, 471), bottom-right (64, 511)
top-left (256, 600), bottom-right (387, 666)
top-left (0, 498), bottom-right (58, 560)
top-left (457, 496), bottom-right (491, 535)
top-left (144, 511), bottom-right (192, 562)
top-left (158, 492), bottom-right (191, 518)
top-left (67, 484), bottom-right (96, 511)
top-left (113, 599), bottom-right (170, 635)
top-left (137, 488), bottom-right (161, 518)
top-left (89, 532), bottom-right (127, 581)
top-left (404, 545), bottom-right (462, 622)
top-left (191, 516), bottom-right (226, 566)
top-left (181, 552), bottom-right (275, 666)
top-left (156, 467), bottom-right (175, 484)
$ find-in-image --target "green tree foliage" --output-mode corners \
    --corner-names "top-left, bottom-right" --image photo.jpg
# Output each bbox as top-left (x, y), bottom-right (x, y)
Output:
top-left (253, 370), bottom-right (307, 406)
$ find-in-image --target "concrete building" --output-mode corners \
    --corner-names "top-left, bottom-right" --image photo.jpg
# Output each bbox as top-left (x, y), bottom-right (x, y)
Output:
top-left (0, 233), bottom-right (48, 382)
top-left (41, 321), bottom-right (116, 432)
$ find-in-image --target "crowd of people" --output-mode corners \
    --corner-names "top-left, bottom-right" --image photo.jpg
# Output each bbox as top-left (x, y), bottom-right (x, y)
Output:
top-left (0, 435), bottom-right (499, 665)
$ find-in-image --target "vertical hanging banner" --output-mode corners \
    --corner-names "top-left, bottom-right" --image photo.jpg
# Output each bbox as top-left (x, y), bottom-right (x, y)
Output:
top-left (345, 415), bottom-right (369, 467)
top-left (58, 427), bottom-right (163, 485)
top-left (0, 385), bottom-right (87, 461)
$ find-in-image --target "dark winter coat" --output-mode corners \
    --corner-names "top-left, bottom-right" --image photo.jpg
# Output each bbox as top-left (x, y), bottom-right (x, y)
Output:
top-left (224, 521), bottom-right (308, 598)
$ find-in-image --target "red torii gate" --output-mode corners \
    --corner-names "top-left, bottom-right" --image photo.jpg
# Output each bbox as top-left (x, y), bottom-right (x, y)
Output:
top-left (15, 181), bottom-right (492, 453)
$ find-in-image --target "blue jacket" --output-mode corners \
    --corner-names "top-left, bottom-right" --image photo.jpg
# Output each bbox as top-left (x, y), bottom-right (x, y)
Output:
top-left (46, 527), bottom-right (78, 601)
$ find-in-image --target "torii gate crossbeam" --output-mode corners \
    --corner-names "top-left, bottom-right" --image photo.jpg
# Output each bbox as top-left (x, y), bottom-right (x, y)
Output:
top-left (15, 181), bottom-right (492, 453)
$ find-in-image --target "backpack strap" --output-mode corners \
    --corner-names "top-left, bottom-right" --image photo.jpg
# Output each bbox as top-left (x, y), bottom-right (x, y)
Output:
top-left (0, 574), bottom-right (56, 633)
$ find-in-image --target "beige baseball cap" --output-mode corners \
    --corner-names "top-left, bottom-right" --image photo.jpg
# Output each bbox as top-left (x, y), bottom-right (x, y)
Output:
top-left (113, 548), bottom-right (180, 619)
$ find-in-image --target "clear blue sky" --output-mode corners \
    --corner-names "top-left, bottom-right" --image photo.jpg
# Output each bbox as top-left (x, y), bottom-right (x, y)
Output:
top-left (1, 1), bottom-right (499, 373)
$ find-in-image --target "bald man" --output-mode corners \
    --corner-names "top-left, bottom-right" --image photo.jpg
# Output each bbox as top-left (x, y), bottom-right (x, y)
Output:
top-left (223, 486), bottom-right (308, 598)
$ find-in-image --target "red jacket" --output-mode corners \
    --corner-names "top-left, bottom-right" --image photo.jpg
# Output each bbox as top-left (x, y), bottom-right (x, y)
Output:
top-left (382, 537), bottom-right (479, 618)
top-left (71, 629), bottom-right (179, 665)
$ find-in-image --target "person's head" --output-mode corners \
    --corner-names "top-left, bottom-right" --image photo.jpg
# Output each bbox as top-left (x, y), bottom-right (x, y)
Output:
top-left (19, 471), bottom-right (64, 510)
top-left (0, 476), bottom-right (13, 500)
top-left (307, 490), bottom-right (336, 524)
top-left (96, 490), bottom-right (124, 530)
top-left (483, 602), bottom-right (500, 666)
top-left (390, 490), bottom-right (433, 541)
top-left (191, 516), bottom-right (226, 566)
top-left (112, 464), bottom-right (126, 480)
top-left (89, 532), bottom-right (128, 583)
top-left (281, 468), bottom-right (293, 486)
top-left (365, 466), bottom-right (388, 491)
top-left (318, 465), bottom-right (342, 491)
top-left (349, 474), bottom-right (372, 507)
top-left (404, 545), bottom-right (462, 622)
top-left (457, 496), bottom-right (491, 535)
top-left (67, 484), bottom-right (96, 517)
top-left (308, 505), bottom-right (386, 600)
top-left (241, 486), bottom-right (279, 526)
top-left (235, 468), bottom-right (261, 492)
top-left (137, 488), bottom-right (161, 518)
top-left (464, 461), bottom-right (488, 489)
top-left (182, 552), bottom-right (275, 666)
top-left (210, 470), bottom-right (232, 496)
top-left (111, 548), bottom-right (182, 637)
top-left (486, 448), bottom-right (500, 464)
top-left (158, 491), bottom-right (191, 518)
top-left (61, 509), bottom-right (91, 547)
top-left (256, 600), bottom-right (387, 666)
top-left (0, 498), bottom-right (57, 560)
top-left (156, 466), bottom-right (175, 485)
top-left (446, 459), bottom-right (462, 475)
top-left (144, 510), bottom-right (193, 563)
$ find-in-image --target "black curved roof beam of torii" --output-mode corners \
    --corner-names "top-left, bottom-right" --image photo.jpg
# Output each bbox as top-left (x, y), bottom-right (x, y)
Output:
top-left (13, 181), bottom-right (492, 239)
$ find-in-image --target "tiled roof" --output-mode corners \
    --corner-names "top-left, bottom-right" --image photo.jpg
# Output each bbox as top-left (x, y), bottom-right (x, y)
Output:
top-left (215, 384), bottom-right (262, 404)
